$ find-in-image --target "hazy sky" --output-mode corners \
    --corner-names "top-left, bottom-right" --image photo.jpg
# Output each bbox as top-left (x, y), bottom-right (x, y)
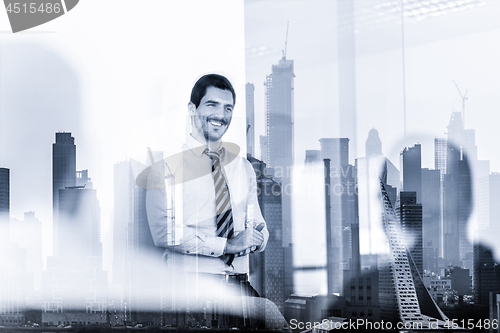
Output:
top-left (245, 0), bottom-right (500, 171)
top-left (0, 0), bottom-right (247, 262)
top-left (244, 0), bottom-right (500, 293)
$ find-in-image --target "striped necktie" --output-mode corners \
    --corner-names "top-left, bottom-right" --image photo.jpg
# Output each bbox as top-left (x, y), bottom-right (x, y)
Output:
top-left (206, 148), bottom-right (234, 266)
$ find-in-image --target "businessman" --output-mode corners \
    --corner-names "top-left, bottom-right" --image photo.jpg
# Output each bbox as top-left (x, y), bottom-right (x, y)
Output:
top-left (144, 74), bottom-right (269, 296)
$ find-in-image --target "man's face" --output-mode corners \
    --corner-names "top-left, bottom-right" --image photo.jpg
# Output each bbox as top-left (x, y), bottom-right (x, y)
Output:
top-left (190, 86), bottom-right (234, 142)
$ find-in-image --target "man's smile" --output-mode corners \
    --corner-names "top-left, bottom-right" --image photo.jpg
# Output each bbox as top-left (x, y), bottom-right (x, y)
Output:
top-left (207, 117), bottom-right (227, 128)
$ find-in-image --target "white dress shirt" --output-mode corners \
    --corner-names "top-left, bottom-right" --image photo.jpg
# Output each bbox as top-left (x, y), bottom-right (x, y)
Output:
top-left (145, 135), bottom-right (269, 275)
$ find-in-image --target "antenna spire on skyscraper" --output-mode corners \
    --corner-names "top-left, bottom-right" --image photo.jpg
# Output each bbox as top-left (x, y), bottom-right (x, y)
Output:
top-left (453, 79), bottom-right (468, 126)
top-left (282, 21), bottom-right (289, 59)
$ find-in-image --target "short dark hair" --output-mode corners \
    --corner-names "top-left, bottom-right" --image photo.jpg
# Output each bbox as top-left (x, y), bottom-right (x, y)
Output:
top-left (190, 74), bottom-right (236, 108)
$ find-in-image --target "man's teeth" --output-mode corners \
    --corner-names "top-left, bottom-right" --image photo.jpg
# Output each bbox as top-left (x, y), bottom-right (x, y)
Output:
top-left (209, 120), bottom-right (223, 127)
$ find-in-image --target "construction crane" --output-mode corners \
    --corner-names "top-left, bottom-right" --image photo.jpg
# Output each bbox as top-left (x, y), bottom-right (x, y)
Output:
top-left (282, 21), bottom-right (289, 59)
top-left (453, 79), bottom-right (468, 126)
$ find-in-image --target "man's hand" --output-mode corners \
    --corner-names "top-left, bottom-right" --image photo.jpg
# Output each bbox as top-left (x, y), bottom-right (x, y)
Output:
top-left (224, 223), bottom-right (265, 255)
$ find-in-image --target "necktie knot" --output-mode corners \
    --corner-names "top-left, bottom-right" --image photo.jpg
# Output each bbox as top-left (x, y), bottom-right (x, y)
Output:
top-left (204, 147), bottom-right (225, 161)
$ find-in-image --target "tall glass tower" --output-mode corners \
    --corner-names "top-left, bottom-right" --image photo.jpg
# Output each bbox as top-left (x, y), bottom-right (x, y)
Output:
top-left (265, 55), bottom-right (295, 299)
top-left (0, 168), bottom-right (9, 223)
top-left (246, 83), bottom-right (255, 158)
top-left (52, 132), bottom-right (76, 255)
top-left (265, 56), bottom-right (294, 171)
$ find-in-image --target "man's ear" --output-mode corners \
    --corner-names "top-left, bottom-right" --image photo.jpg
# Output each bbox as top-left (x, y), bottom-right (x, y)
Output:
top-left (188, 102), bottom-right (196, 117)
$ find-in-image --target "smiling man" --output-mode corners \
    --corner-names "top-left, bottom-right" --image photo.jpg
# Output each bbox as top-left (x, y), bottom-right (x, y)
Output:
top-left (189, 82), bottom-right (234, 145)
top-left (145, 74), bottom-right (269, 296)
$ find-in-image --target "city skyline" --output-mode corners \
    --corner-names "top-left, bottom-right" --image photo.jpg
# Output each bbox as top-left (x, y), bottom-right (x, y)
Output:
top-left (2, 0), bottom-right (500, 329)
top-left (2, 2), bottom-right (500, 262)
top-left (1, 89), bottom-right (500, 328)
top-left (0, 104), bottom-right (497, 261)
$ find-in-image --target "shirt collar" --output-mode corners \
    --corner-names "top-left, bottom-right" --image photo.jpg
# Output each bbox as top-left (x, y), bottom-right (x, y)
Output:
top-left (185, 134), bottom-right (226, 160)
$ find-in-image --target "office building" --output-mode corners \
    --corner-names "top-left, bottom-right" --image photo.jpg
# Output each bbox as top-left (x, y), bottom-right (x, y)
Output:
top-left (398, 192), bottom-right (423, 275)
top-left (76, 169), bottom-right (93, 188)
top-left (489, 173), bottom-right (500, 229)
top-left (264, 55), bottom-right (295, 300)
top-left (378, 183), bottom-right (446, 325)
top-left (284, 294), bottom-right (345, 326)
top-left (246, 83), bottom-right (255, 157)
top-left (343, 195), bottom-right (381, 323)
top-left (421, 168), bottom-right (441, 274)
top-left (0, 168), bottom-right (9, 246)
top-left (264, 56), bottom-right (294, 172)
top-left (41, 255), bottom-right (108, 326)
top-left (259, 135), bottom-right (268, 164)
top-left (112, 157), bottom-right (164, 326)
top-left (343, 269), bottom-right (380, 322)
top-left (0, 168), bottom-right (9, 223)
top-left (9, 212), bottom-right (43, 290)
top-left (58, 187), bottom-right (101, 258)
top-left (473, 244), bottom-right (500, 317)
top-left (0, 246), bottom-right (28, 327)
top-left (447, 112), bottom-right (477, 163)
top-left (129, 154), bottom-right (165, 326)
top-left (400, 144), bottom-right (421, 203)
top-left (435, 112), bottom-right (476, 269)
top-left (304, 150), bottom-right (320, 164)
top-left (113, 161), bottom-right (134, 286)
top-left (320, 138), bottom-right (349, 166)
top-left (248, 156), bottom-right (286, 327)
top-left (434, 138), bottom-right (448, 178)
top-left (52, 132), bottom-right (76, 255)
top-left (320, 138), bottom-right (356, 293)
top-left (365, 128), bottom-right (382, 157)
top-left (444, 154), bottom-right (472, 268)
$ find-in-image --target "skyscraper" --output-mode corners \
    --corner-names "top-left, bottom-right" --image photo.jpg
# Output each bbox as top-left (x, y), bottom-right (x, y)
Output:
top-left (365, 128), bottom-right (382, 157)
top-left (265, 56), bottom-right (294, 172)
top-left (265, 55), bottom-right (295, 299)
top-left (52, 132), bottom-right (76, 255)
top-left (400, 144), bottom-right (421, 203)
top-left (9, 212), bottom-right (43, 290)
top-left (489, 173), bottom-right (500, 230)
top-left (304, 150), bottom-right (320, 164)
top-left (58, 187), bottom-right (101, 258)
top-left (76, 169), bottom-right (93, 188)
top-left (320, 138), bottom-right (356, 293)
top-left (0, 168), bottom-right (9, 223)
top-left (111, 158), bottom-right (163, 326)
top-left (379, 183), bottom-right (446, 325)
top-left (260, 135), bottom-right (268, 164)
top-left (379, 184), bottom-right (423, 324)
top-left (398, 191), bottom-right (423, 275)
top-left (447, 113), bottom-right (474, 269)
top-left (246, 83), bottom-right (255, 158)
top-left (447, 112), bottom-right (477, 163)
top-left (320, 138), bottom-right (349, 166)
top-left (248, 156), bottom-right (285, 325)
top-left (113, 161), bottom-right (135, 286)
top-left (421, 168), bottom-right (441, 274)
top-left (441, 145), bottom-right (473, 267)
top-left (0, 246), bottom-right (28, 327)
top-left (473, 244), bottom-right (500, 317)
top-left (434, 138), bottom-right (448, 178)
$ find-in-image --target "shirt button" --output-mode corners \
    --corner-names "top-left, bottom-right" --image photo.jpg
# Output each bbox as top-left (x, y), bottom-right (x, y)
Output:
top-left (186, 251), bottom-right (190, 254)
top-left (211, 252), bottom-right (214, 255)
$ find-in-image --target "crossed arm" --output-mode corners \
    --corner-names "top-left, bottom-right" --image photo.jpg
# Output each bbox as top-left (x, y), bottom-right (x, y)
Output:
top-left (144, 162), bottom-right (268, 258)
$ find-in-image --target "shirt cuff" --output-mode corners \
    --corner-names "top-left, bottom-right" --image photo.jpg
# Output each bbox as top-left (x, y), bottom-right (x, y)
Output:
top-left (201, 235), bottom-right (227, 257)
